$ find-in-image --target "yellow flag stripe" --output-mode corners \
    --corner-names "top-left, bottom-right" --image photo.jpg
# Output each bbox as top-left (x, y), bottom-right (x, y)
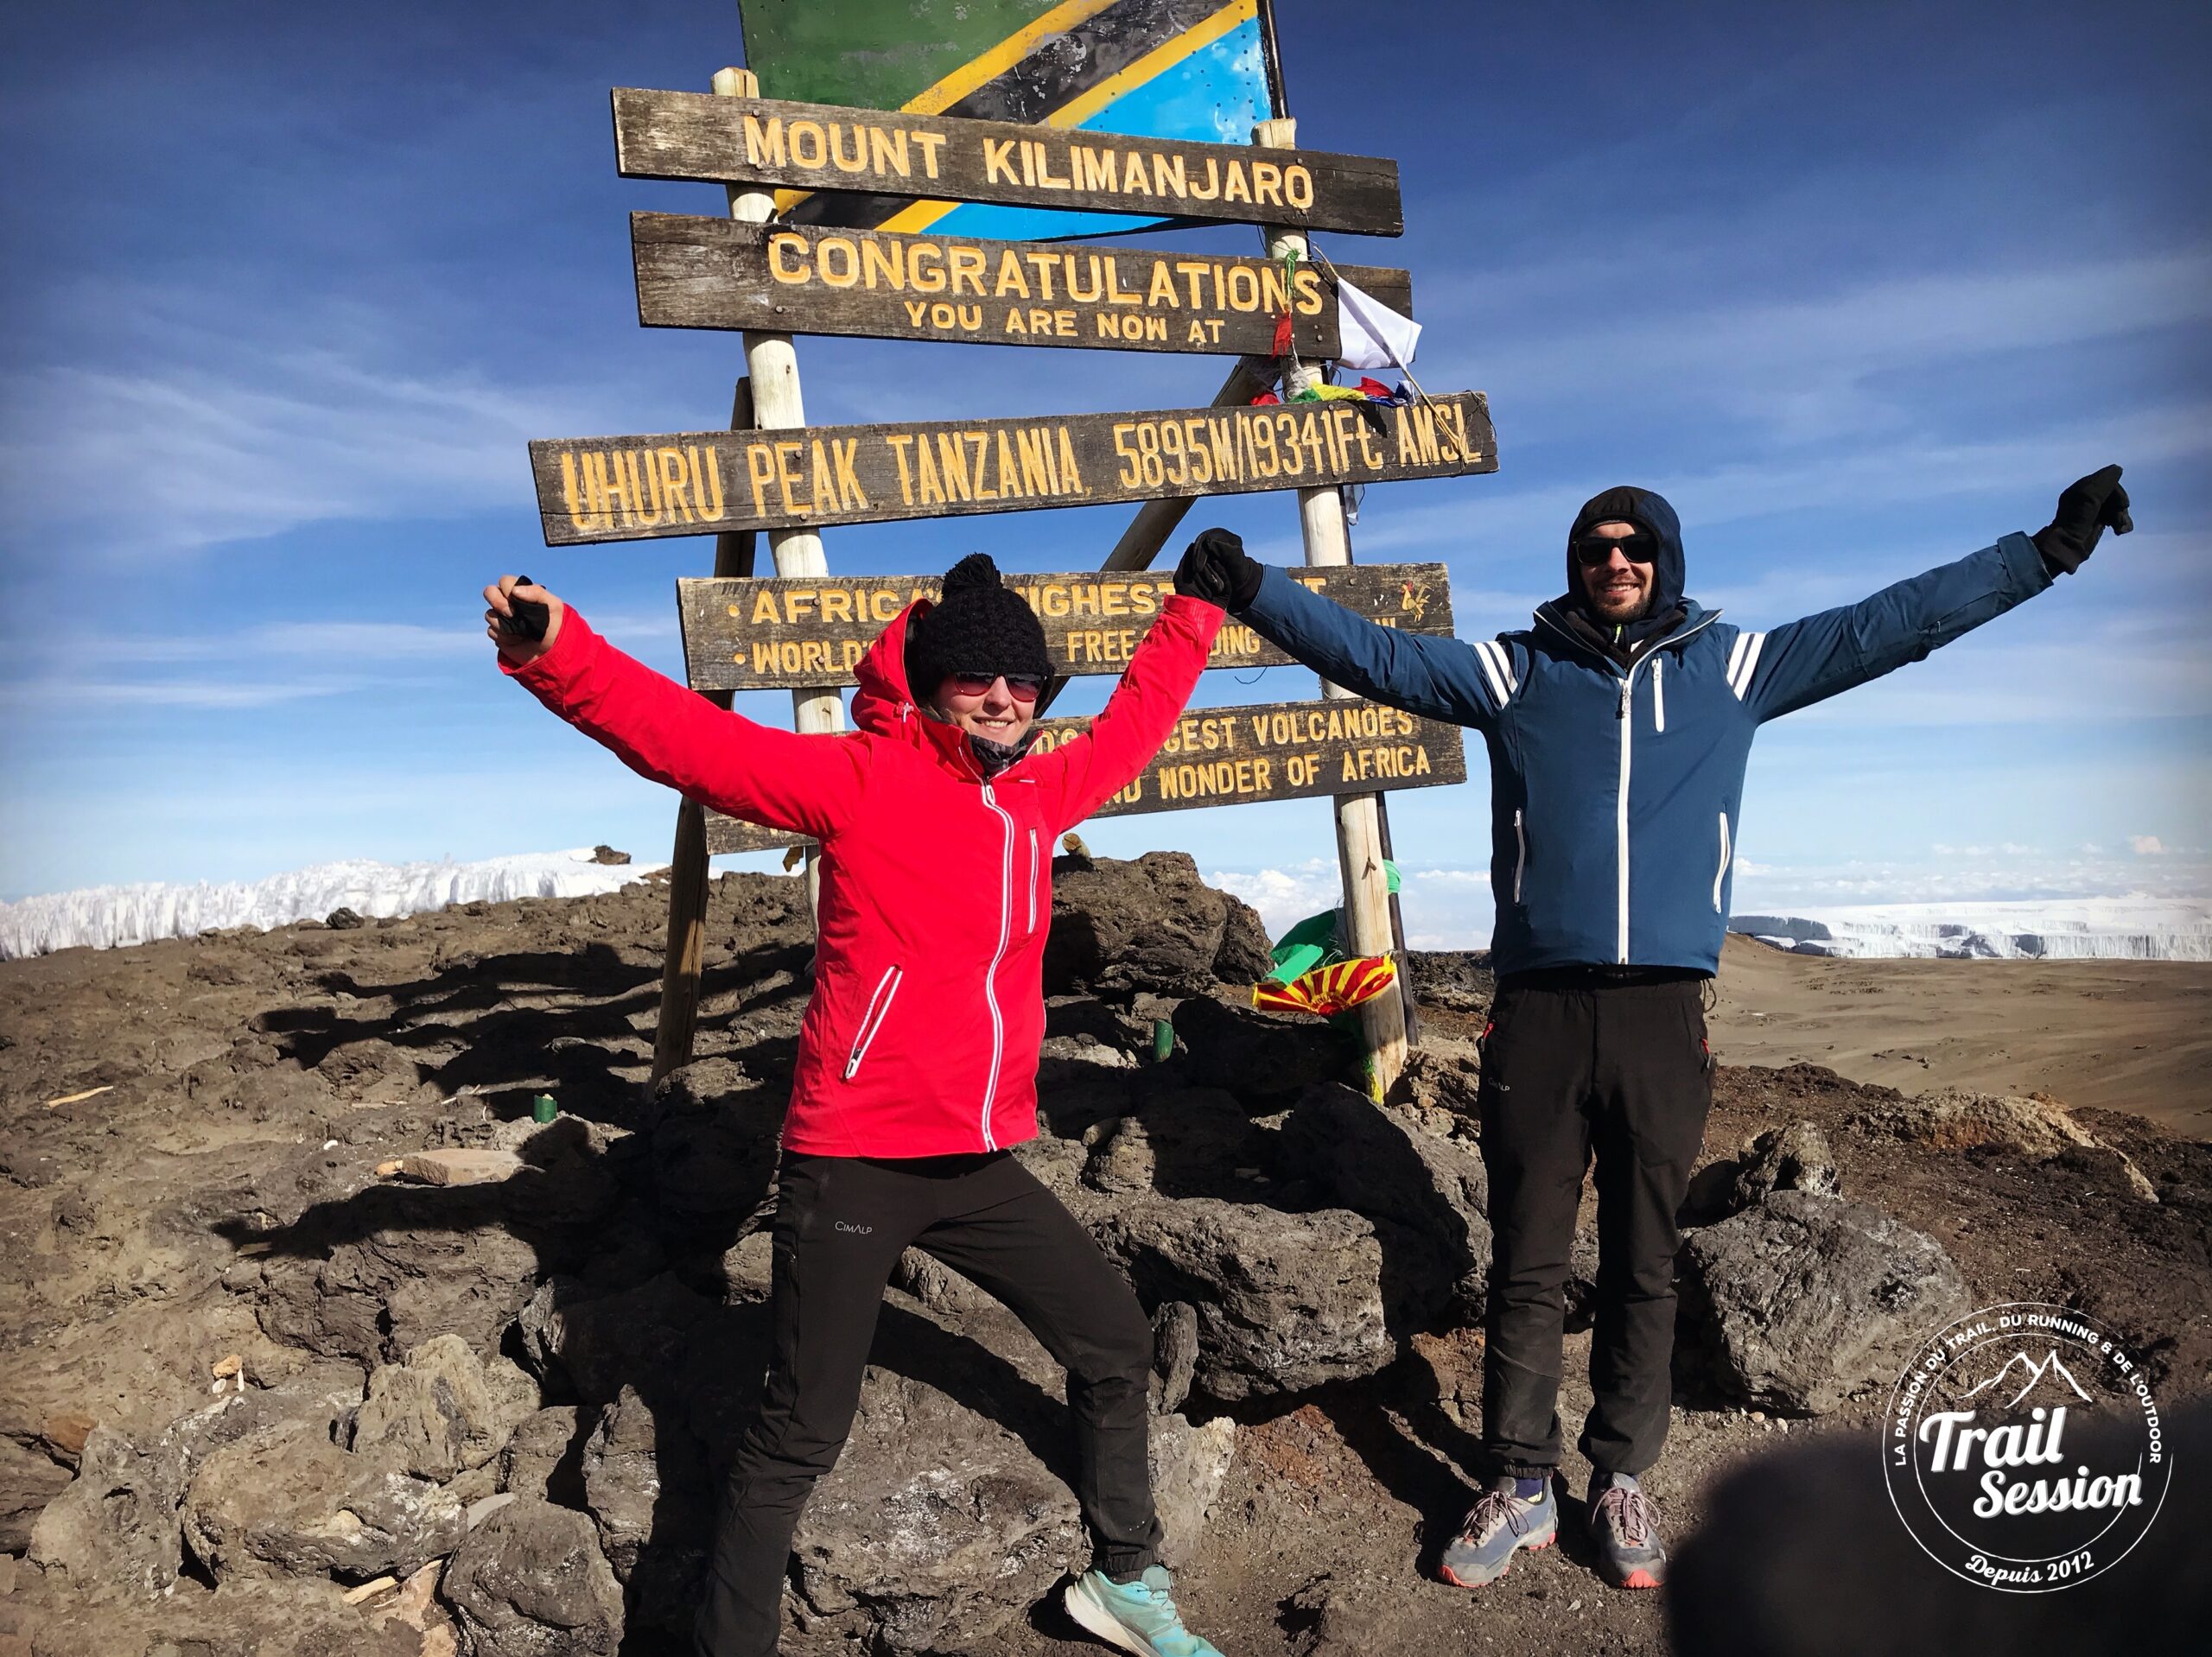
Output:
top-left (785, 0), bottom-right (1260, 233)
top-left (774, 0), bottom-right (1122, 214)
top-left (1047, 0), bottom-right (1257, 129)
top-left (907, 0), bottom-right (1128, 117)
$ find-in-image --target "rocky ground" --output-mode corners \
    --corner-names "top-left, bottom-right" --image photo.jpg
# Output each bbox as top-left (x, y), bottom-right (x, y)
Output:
top-left (1, 853), bottom-right (2206, 1657)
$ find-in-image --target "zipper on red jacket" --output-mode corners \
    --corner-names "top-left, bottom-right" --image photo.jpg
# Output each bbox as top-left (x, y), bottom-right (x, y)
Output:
top-left (842, 964), bottom-right (904, 1081)
top-left (976, 783), bottom-right (1015, 1151)
top-left (1027, 828), bottom-right (1039, 931)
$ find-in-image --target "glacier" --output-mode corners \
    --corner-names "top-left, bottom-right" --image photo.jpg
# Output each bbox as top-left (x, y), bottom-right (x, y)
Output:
top-left (1729, 898), bottom-right (2212, 962)
top-left (0, 848), bottom-right (664, 962)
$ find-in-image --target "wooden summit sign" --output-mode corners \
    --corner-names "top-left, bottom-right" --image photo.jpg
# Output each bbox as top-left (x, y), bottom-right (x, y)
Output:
top-left (675, 563), bottom-right (1455, 691)
top-left (632, 213), bottom-right (1414, 357)
top-left (702, 695), bottom-right (1468, 855)
top-left (611, 89), bottom-right (1405, 237)
top-left (531, 396), bottom-right (1495, 544)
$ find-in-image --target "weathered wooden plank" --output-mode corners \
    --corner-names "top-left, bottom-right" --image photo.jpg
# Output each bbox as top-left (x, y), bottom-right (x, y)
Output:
top-left (702, 695), bottom-right (1468, 854)
top-left (631, 213), bottom-right (1414, 358)
top-left (531, 394), bottom-right (1494, 545)
top-left (674, 562), bottom-right (1456, 693)
top-left (611, 88), bottom-right (1404, 237)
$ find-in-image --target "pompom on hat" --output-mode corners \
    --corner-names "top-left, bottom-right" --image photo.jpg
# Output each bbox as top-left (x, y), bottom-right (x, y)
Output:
top-left (904, 553), bottom-right (1052, 702)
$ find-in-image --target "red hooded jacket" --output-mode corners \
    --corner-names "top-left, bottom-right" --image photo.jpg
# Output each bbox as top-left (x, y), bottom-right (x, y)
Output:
top-left (503, 592), bottom-right (1224, 1156)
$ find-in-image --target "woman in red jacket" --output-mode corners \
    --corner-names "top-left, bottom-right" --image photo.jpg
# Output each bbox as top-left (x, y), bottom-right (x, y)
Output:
top-left (485, 553), bottom-right (1228, 1657)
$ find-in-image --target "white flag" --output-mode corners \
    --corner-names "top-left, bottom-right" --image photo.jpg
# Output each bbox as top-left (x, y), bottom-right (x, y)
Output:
top-left (1335, 277), bottom-right (1421, 371)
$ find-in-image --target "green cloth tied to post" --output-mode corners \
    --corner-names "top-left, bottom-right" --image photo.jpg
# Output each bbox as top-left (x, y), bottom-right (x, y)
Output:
top-left (1265, 860), bottom-right (1401, 981)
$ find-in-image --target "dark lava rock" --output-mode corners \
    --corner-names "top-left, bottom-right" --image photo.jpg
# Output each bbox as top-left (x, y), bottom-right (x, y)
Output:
top-left (1045, 851), bottom-right (1274, 996)
top-left (1173, 994), bottom-right (1358, 1104)
top-left (444, 1495), bottom-right (626, 1657)
top-left (1677, 1190), bottom-right (1971, 1414)
top-left (1284, 1083), bottom-right (1493, 1330)
top-left (1095, 1197), bottom-right (1392, 1400)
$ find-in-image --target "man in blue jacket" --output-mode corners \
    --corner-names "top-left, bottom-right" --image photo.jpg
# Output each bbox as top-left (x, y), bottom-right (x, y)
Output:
top-left (1172, 466), bottom-right (2131, 1592)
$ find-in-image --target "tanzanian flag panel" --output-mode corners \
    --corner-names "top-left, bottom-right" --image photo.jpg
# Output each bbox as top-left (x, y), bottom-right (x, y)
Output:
top-left (738, 0), bottom-right (1273, 242)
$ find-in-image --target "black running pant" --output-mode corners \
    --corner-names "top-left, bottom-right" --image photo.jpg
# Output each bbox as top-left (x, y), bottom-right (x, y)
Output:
top-left (1478, 971), bottom-right (1713, 1481)
top-left (693, 1149), bottom-right (1162, 1657)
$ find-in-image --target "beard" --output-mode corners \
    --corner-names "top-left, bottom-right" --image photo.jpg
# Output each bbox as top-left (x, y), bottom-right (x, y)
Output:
top-left (1584, 578), bottom-right (1655, 621)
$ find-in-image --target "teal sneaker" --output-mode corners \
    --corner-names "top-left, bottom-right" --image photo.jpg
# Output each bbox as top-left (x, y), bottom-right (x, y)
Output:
top-left (1063, 1565), bottom-right (1225, 1657)
top-left (1587, 1471), bottom-right (1667, 1589)
top-left (1440, 1476), bottom-right (1557, 1588)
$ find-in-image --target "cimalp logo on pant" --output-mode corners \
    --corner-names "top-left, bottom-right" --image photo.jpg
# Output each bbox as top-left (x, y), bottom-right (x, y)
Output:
top-left (833, 1220), bottom-right (874, 1235)
top-left (1885, 1303), bottom-right (2170, 1590)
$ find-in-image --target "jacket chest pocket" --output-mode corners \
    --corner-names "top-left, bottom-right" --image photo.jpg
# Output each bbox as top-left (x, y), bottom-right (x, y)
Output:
top-left (842, 963), bottom-right (905, 1081)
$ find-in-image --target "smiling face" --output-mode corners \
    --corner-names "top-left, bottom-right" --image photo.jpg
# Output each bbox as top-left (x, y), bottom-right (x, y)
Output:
top-left (932, 673), bottom-right (1039, 745)
top-left (1575, 519), bottom-right (1657, 623)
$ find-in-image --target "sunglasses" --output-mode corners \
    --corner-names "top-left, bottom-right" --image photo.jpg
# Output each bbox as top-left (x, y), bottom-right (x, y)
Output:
top-left (1572, 534), bottom-right (1658, 568)
top-left (946, 670), bottom-right (1046, 702)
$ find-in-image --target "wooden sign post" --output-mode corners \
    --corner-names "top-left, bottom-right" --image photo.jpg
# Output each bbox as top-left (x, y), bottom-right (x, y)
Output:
top-left (541, 56), bottom-right (1500, 1097)
top-left (1248, 114), bottom-right (1409, 1090)
top-left (654, 374), bottom-right (754, 1081)
top-left (717, 66), bottom-right (843, 912)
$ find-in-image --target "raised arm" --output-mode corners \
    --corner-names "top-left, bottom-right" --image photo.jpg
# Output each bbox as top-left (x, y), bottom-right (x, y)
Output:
top-left (1739, 534), bottom-right (2049, 721)
top-left (1180, 524), bottom-right (1504, 728)
top-left (1739, 467), bottom-right (2129, 721)
top-left (1033, 593), bottom-right (1224, 831)
top-left (494, 592), bottom-right (867, 840)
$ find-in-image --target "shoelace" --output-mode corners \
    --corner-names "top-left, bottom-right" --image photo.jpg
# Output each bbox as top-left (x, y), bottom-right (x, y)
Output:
top-left (1459, 1486), bottom-right (1540, 1541)
top-left (1594, 1484), bottom-right (1661, 1547)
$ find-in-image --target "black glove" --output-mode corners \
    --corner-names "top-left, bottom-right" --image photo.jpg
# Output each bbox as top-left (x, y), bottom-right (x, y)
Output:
top-left (2031, 464), bottom-right (2132, 574)
top-left (1173, 527), bottom-right (1265, 611)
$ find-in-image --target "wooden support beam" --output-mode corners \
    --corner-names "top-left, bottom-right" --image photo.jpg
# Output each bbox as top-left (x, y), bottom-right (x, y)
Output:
top-left (654, 374), bottom-right (753, 1083)
top-left (1099, 356), bottom-right (1277, 571)
top-left (1255, 114), bottom-right (1407, 1098)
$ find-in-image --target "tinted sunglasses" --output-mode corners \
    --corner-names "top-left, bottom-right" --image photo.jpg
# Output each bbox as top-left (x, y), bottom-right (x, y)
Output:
top-left (947, 670), bottom-right (1046, 702)
top-left (1572, 533), bottom-right (1658, 568)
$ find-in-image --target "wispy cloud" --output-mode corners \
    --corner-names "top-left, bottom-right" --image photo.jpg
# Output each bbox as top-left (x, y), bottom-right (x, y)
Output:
top-left (0, 674), bottom-right (391, 711)
top-left (0, 274), bottom-right (632, 564)
top-left (1432, 250), bottom-right (2212, 439)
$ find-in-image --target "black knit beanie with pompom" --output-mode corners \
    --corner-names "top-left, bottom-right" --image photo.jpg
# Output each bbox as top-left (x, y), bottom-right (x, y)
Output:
top-left (904, 553), bottom-right (1052, 702)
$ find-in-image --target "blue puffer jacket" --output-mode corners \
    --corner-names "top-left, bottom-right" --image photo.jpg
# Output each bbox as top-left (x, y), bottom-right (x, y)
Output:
top-left (1236, 488), bottom-right (2056, 975)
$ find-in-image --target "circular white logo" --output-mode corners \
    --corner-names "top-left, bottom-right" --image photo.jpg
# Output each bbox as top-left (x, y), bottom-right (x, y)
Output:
top-left (1885, 1302), bottom-right (2170, 1590)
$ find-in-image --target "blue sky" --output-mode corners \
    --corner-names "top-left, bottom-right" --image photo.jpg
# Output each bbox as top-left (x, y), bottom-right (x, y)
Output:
top-left (3, 0), bottom-right (2208, 943)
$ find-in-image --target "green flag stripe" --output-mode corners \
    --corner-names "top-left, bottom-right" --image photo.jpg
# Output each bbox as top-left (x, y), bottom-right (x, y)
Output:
top-left (779, 0), bottom-right (1242, 232)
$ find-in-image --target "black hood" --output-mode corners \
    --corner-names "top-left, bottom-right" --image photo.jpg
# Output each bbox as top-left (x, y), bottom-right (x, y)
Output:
top-left (1563, 485), bottom-right (1688, 629)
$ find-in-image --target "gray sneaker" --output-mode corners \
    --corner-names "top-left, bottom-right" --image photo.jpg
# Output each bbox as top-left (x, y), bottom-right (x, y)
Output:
top-left (1440, 1476), bottom-right (1557, 1588)
top-left (1587, 1472), bottom-right (1667, 1589)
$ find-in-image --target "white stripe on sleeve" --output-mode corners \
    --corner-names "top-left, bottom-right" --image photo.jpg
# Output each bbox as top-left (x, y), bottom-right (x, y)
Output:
top-left (1730, 632), bottom-right (1767, 700)
top-left (1471, 639), bottom-right (1509, 705)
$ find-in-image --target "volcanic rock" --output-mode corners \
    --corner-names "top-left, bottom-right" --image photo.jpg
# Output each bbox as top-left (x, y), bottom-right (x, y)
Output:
top-left (1284, 1082), bottom-right (1492, 1329)
top-left (1173, 994), bottom-right (1358, 1104)
top-left (442, 1496), bottom-right (626, 1657)
top-left (1095, 1197), bottom-right (1393, 1400)
top-left (181, 1416), bottom-right (464, 1582)
top-left (1677, 1190), bottom-right (1971, 1414)
top-left (515, 1271), bottom-right (713, 1407)
top-left (1044, 851), bottom-right (1274, 996)
top-left (1858, 1089), bottom-right (2158, 1201)
top-left (346, 1334), bottom-right (539, 1481)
